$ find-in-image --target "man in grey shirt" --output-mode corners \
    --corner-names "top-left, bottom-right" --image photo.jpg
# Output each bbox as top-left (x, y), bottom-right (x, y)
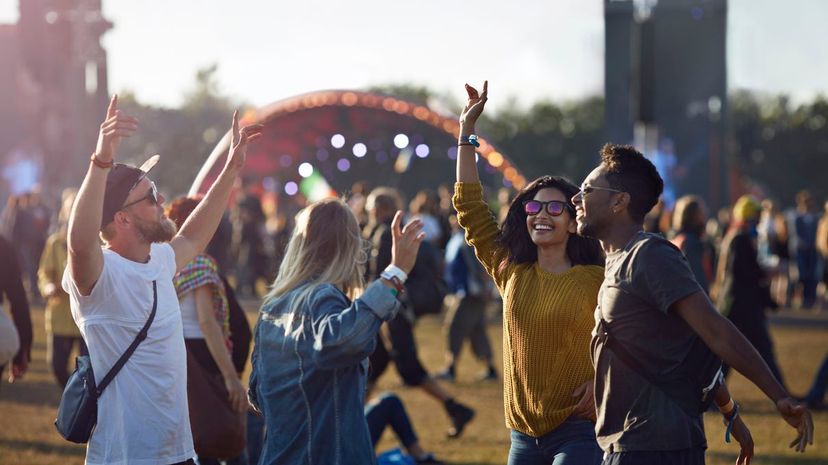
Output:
top-left (572, 143), bottom-right (813, 465)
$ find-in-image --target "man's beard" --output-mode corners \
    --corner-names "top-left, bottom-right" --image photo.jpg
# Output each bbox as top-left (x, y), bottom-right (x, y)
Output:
top-left (576, 218), bottom-right (601, 239)
top-left (134, 216), bottom-right (177, 243)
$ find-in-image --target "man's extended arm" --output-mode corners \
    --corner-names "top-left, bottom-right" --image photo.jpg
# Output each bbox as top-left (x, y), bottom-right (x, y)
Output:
top-left (673, 291), bottom-right (813, 452)
top-left (67, 95), bottom-right (138, 295)
top-left (170, 111), bottom-right (262, 270)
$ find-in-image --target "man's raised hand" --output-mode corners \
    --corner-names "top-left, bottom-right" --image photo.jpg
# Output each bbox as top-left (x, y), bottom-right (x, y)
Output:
top-left (226, 110), bottom-right (264, 171)
top-left (94, 95), bottom-right (138, 162)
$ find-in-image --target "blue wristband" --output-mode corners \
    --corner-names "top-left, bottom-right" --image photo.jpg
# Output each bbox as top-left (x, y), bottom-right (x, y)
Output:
top-left (459, 134), bottom-right (480, 147)
top-left (724, 402), bottom-right (740, 443)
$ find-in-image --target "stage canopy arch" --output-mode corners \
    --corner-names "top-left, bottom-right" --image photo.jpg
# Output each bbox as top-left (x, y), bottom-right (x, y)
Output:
top-left (188, 89), bottom-right (526, 202)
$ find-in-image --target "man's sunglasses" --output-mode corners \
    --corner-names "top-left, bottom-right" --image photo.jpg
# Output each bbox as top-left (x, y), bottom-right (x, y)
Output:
top-left (522, 199), bottom-right (573, 217)
top-left (577, 184), bottom-right (625, 198)
top-left (121, 181), bottom-right (159, 210)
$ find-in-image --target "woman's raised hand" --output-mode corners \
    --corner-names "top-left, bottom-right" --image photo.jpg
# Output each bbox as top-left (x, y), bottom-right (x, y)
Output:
top-left (390, 211), bottom-right (425, 275)
top-left (459, 81), bottom-right (488, 129)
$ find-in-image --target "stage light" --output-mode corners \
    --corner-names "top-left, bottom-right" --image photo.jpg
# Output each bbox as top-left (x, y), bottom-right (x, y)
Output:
top-left (331, 134), bottom-right (346, 149)
top-left (285, 182), bottom-right (299, 196)
top-left (504, 167), bottom-right (517, 181)
top-left (337, 158), bottom-right (351, 172)
top-left (316, 149), bottom-right (329, 161)
top-left (488, 151), bottom-right (504, 168)
top-left (353, 143), bottom-right (367, 158)
top-left (298, 162), bottom-right (314, 178)
top-left (393, 134), bottom-right (409, 149)
top-left (279, 155), bottom-right (293, 167)
top-left (342, 92), bottom-right (358, 106)
top-left (447, 147), bottom-right (458, 160)
top-left (415, 144), bottom-right (429, 158)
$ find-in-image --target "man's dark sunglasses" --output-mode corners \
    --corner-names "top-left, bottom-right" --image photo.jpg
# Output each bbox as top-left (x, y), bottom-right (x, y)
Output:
top-left (522, 199), bottom-right (572, 217)
top-left (121, 180), bottom-right (159, 210)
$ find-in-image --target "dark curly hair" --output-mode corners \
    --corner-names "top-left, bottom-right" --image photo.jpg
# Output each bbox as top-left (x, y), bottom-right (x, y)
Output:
top-left (496, 175), bottom-right (604, 271)
top-left (600, 144), bottom-right (663, 223)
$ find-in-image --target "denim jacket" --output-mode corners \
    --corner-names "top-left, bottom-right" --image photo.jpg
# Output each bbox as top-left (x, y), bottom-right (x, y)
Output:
top-left (248, 280), bottom-right (400, 465)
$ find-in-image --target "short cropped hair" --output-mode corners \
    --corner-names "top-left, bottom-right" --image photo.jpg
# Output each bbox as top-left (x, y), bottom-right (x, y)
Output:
top-left (366, 187), bottom-right (402, 213)
top-left (600, 143), bottom-right (663, 223)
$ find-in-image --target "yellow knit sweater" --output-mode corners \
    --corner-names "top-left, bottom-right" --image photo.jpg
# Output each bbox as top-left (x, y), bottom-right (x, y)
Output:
top-left (453, 182), bottom-right (603, 437)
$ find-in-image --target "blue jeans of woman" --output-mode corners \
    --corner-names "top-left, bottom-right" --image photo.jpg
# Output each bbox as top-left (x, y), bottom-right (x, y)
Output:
top-left (508, 417), bottom-right (602, 465)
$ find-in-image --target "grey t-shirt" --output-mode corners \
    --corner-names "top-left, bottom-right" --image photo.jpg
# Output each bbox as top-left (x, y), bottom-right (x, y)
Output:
top-left (591, 231), bottom-right (706, 452)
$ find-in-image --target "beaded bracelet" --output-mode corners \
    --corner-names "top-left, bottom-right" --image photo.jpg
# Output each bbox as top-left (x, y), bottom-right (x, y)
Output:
top-left (90, 153), bottom-right (114, 169)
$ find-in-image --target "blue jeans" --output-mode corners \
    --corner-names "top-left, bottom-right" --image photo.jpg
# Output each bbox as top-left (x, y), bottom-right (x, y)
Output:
top-left (195, 453), bottom-right (247, 465)
top-left (246, 410), bottom-right (266, 465)
top-left (508, 417), bottom-right (602, 465)
top-left (806, 352), bottom-right (828, 405)
top-left (365, 393), bottom-right (418, 449)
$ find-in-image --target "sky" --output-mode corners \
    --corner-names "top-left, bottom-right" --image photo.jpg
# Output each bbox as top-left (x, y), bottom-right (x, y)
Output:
top-left (1, 0), bottom-right (827, 112)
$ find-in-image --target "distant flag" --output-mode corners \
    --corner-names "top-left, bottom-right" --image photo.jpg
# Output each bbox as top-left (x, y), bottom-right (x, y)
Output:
top-left (300, 171), bottom-right (337, 202)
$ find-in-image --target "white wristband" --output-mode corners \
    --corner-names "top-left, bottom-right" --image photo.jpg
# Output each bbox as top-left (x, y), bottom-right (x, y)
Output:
top-left (382, 264), bottom-right (408, 283)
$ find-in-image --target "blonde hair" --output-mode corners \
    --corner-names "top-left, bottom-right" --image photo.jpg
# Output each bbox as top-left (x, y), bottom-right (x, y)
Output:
top-left (263, 199), bottom-right (367, 336)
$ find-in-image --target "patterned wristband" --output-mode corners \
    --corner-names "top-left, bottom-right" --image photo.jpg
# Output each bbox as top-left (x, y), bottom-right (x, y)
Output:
top-left (90, 153), bottom-right (114, 169)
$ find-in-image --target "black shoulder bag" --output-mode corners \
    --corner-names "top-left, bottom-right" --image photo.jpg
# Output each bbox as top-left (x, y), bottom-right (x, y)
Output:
top-left (55, 280), bottom-right (158, 443)
top-left (596, 317), bottom-right (723, 417)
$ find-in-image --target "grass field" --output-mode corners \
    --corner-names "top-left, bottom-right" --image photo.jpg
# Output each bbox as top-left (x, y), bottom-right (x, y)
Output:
top-left (1, 303), bottom-right (825, 465)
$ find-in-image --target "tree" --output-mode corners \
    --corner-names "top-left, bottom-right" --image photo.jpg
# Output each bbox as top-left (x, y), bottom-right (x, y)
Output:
top-left (116, 65), bottom-right (236, 199)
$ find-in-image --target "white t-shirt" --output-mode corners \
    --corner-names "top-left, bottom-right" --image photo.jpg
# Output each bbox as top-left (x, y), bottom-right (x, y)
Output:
top-left (178, 291), bottom-right (204, 339)
top-left (62, 243), bottom-right (194, 465)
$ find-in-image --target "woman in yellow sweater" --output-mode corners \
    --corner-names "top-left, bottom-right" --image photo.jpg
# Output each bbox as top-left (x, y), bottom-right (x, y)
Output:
top-left (453, 81), bottom-right (605, 465)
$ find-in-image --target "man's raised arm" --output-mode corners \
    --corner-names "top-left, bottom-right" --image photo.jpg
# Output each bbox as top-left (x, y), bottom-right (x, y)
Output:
top-left (68, 95), bottom-right (137, 294)
top-left (170, 111), bottom-right (262, 270)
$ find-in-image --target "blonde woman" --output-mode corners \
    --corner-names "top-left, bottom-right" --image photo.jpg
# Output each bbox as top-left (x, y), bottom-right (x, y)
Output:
top-left (248, 199), bottom-right (424, 465)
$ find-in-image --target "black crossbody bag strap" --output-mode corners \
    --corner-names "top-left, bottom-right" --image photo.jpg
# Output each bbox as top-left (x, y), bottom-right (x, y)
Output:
top-left (94, 280), bottom-right (157, 398)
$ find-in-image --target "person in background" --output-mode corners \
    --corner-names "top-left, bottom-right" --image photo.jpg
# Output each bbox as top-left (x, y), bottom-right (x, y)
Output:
top-left (25, 189), bottom-right (51, 304)
top-left (0, 233), bottom-right (31, 390)
top-left (233, 182), bottom-right (268, 298)
top-left (758, 199), bottom-right (791, 307)
top-left (816, 199), bottom-right (828, 310)
top-left (437, 214), bottom-right (497, 383)
top-left (366, 392), bottom-right (445, 464)
top-left (800, 352), bottom-right (828, 411)
top-left (38, 188), bottom-right (87, 388)
top-left (364, 187), bottom-right (476, 439)
top-left (167, 196), bottom-right (247, 465)
top-left (671, 195), bottom-right (715, 294)
top-left (792, 190), bottom-right (819, 309)
top-left (716, 195), bottom-right (786, 388)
